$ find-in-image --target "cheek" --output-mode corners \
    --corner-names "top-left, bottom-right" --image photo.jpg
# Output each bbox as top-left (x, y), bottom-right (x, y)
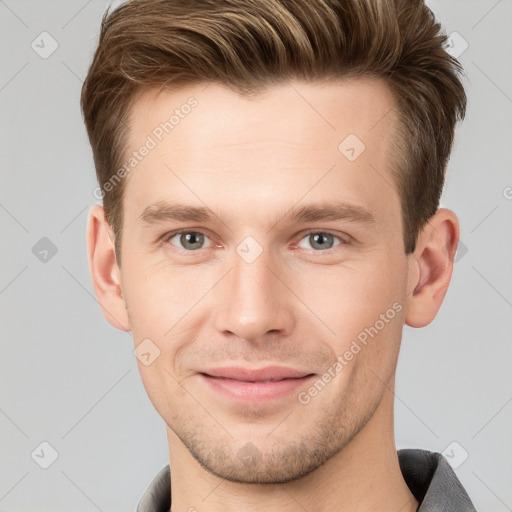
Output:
top-left (123, 260), bottom-right (198, 410)
top-left (294, 257), bottom-right (407, 357)
top-left (300, 262), bottom-right (405, 326)
top-left (121, 260), bottom-right (215, 401)
top-left (122, 256), bottom-right (211, 337)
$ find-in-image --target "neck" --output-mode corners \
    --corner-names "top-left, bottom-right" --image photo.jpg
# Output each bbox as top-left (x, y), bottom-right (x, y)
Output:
top-left (167, 386), bottom-right (418, 512)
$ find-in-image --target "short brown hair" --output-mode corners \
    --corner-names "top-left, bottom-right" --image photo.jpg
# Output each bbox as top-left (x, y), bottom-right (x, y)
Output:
top-left (81, 0), bottom-right (466, 262)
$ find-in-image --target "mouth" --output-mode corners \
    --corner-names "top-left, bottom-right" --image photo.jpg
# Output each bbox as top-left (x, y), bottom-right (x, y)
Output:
top-left (198, 366), bottom-right (316, 402)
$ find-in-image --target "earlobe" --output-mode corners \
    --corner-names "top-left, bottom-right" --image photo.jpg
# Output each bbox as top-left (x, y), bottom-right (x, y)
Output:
top-left (405, 209), bottom-right (460, 328)
top-left (86, 205), bottom-right (131, 331)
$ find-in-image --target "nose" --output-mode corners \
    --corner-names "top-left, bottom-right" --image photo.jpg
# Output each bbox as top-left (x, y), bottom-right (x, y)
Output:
top-left (213, 246), bottom-right (295, 344)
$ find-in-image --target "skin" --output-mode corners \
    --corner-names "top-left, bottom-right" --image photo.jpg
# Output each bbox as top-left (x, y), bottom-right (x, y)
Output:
top-left (87, 79), bottom-right (459, 512)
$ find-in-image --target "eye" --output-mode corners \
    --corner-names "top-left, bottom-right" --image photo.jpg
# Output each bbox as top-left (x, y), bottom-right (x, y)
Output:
top-left (297, 231), bottom-right (343, 251)
top-left (166, 231), bottom-right (213, 251)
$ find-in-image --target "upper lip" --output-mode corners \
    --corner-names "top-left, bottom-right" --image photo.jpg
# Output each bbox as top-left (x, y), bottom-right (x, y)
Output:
top-left (201, 366), bottom-right (313, 382)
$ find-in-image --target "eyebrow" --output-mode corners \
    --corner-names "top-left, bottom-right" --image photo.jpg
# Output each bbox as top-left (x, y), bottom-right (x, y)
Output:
top-left (286, 201), bottom-right (375, 225)
top-left (140, 202), bottom-right (212, 224)
top-left (139, 200), bottom-right (375, 227)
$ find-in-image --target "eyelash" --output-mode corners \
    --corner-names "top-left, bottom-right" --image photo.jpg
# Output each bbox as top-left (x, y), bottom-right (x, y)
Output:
top-left (161, 229), bottom-right (349, 252)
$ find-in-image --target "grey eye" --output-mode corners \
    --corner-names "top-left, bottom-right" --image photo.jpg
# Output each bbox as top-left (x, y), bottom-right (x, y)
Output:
top-left (169, 232), bottom-right (209, 250)
top-left (298, 232), bottom-right (341, 251)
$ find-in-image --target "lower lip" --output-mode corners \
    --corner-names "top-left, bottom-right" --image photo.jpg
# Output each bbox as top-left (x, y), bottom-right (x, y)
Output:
top-left (199, 373), bottom-right (315, 403)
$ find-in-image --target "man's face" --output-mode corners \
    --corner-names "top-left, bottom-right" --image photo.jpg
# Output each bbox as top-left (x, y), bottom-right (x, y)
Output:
top-left (118, 79), bottom-right (412, 483)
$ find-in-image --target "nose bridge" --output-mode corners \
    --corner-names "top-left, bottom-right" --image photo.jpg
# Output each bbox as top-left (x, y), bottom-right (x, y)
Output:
top-left (233, 249), bottom-right (274, 305)
top-left (213, 243), bottom-right (293, 342)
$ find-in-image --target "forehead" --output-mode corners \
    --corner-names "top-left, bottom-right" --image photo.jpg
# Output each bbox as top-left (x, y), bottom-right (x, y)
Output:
top-left (122, 79), bottom-right (399, 227)
top-left (128, 78), bottom-right (396, 154)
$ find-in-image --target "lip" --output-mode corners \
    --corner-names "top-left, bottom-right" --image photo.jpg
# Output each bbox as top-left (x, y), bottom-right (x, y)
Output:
top-left (202, 365), bottom-right (312, 382)
top-left (199, 366), bottom-right (316, 403)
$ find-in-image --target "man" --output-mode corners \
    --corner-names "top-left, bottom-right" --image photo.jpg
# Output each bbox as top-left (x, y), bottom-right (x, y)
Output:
top-left (81, 0), bottom-right (476, 510)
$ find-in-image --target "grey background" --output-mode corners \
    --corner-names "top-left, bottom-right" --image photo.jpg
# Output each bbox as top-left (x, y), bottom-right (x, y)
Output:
top-left (1, 0), bottom-right (511, 510)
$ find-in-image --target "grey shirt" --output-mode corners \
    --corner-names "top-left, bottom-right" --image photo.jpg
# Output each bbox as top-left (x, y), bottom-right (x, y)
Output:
top-left (136, 449), bottom-right (477, 512)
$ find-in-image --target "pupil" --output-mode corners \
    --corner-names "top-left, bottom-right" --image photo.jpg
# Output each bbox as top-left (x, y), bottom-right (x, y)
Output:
top-left (311, 233), bottom-right (332, 250)
top-left (182, 232), bottom-right (203, 249)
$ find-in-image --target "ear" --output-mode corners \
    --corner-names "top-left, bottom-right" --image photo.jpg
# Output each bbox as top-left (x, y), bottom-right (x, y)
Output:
top-left (405, 208), bottom-right (460, 328)
top-left (86, 204), bottom-right (131, 331)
